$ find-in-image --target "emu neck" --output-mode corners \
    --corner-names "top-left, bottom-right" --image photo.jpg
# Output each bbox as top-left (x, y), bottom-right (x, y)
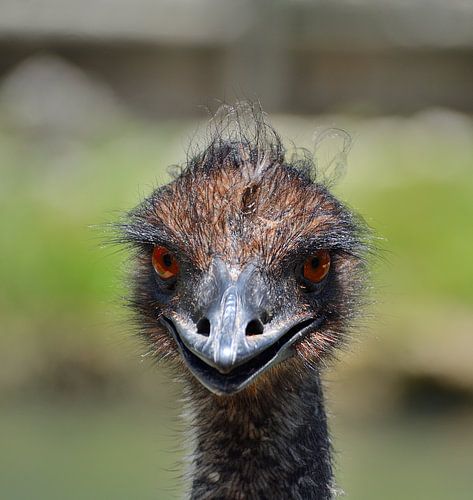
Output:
top-left (185, 372), bottom-right (333, 500)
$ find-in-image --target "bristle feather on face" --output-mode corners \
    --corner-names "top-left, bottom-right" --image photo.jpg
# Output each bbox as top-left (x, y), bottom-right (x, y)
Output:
top-left (116, 103), bottom-right (371, 391)
top-left (110, 103), bottom-right (373, 499)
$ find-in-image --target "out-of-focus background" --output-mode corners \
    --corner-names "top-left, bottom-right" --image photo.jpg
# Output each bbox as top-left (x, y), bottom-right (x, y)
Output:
top-left (1, 1), bottom-right (472, 499)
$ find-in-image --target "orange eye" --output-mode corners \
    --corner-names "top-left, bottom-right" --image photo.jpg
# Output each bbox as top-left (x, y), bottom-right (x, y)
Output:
top-left (303, 250), bottom-right (331, 283)
top-left (152, 246), bottom-right (179, 280)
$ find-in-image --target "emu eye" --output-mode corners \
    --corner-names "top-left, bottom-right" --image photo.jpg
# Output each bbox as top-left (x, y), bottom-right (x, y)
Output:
top-left (152, 246), bottom-right (179, 280)
top-left (303, 250), bottom-right (331, 284)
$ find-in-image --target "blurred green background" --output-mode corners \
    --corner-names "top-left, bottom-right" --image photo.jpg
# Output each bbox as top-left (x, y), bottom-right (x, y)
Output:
top-left (1, 1), bottom-right (472, 499)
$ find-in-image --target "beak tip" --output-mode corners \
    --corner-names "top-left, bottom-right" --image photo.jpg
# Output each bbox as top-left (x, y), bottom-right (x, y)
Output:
top-left (213, 346), bottom-right (237, 374)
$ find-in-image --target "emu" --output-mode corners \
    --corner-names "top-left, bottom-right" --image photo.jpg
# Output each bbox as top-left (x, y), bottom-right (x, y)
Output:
top-left (118, 106), bottom-right (369, 499)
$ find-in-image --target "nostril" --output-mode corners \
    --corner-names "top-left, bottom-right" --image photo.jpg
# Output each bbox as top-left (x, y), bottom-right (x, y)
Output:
top-left (260, 311), bottom-right (271, 325)
top-left (245, 319), bottom-right (264, 336)
top-left (196, 317), bottom-right (211, 336)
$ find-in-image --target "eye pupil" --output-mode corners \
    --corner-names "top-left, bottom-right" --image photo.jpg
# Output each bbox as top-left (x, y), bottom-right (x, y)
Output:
top-left (311, 257), bottom-right (320, 269)
top-left (162, 253), bottom-right (172, 267)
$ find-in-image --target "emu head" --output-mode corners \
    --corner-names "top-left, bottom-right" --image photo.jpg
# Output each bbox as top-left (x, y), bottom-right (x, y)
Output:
top-left (120, 124), bottom-right (368, 396)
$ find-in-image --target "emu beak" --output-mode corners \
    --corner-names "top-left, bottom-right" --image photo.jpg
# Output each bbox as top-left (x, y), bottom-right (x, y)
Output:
top-left (160, 259), bottom-right (318, 395)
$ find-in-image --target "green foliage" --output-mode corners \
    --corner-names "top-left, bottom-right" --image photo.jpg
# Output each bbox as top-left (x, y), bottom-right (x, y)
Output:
top-left (1, 112), bottom-right (472, 358)
top-left (1, 111), bottom-right (472, 500)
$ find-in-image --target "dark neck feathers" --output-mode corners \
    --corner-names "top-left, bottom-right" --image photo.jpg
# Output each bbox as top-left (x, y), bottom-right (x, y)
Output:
top-left (183, 370), bottom-right (333, 500)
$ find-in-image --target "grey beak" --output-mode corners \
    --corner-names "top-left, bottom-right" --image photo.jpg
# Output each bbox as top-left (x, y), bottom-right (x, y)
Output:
top-left (161, 258), bottom-right (319, 394)
top-left (174, 258), bottom-right (270, 373)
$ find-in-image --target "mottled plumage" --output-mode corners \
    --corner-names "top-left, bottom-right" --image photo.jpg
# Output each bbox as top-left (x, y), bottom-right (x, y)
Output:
top-left (117, 105), bottom-right (370, 499)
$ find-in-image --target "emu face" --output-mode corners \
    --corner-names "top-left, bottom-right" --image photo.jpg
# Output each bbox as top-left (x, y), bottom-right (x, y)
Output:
top-left (123, 142), bottom-right (366, 395)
